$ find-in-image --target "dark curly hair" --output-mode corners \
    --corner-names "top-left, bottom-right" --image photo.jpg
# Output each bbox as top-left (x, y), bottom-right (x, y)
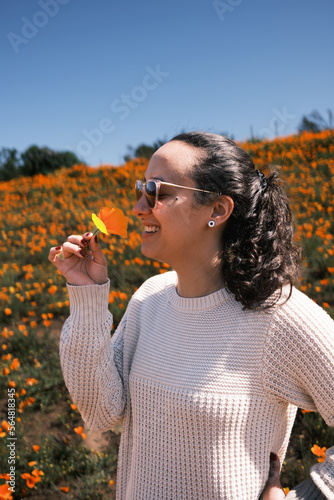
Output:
top-left (171, 132), bottom-right (301, 310)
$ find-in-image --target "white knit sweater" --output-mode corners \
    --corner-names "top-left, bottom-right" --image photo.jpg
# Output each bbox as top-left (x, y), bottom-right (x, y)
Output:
top-left (59, 271), bottom-right (334, 500)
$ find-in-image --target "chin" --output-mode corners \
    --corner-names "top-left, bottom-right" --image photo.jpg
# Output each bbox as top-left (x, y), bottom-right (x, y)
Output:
top-left (140, 244), bottom-right (166, 265)
top-left (140, 244), bottom-right (157, 260)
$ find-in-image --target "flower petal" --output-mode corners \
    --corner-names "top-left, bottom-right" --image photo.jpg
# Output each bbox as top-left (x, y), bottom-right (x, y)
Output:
top-left (97, 207), bottom-right (128, 238)
top-left (92, 213), bottom-right (108, 235)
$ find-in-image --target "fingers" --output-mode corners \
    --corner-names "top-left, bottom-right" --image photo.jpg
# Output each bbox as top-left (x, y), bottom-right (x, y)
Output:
top-left (89, 233), bottom-right (107, 267)
top-left (48, 238), bottom-right (89, 268)
top-left (261, 453), bottom-right (286, 500)
top-left (49, 232), bottom-right (93, 264)
top-left (48, 232), bottom-right (106, 268)
top-left (65, 232), bottom-right (106, 266)
top-left (48, 246), bottom-right (64, 267)
top-left (267, 453), bottom-right (281, 487)
top-left (67, 232), bottom-right (93, 248)
top-left (62, 241), bottom-right (88, 259)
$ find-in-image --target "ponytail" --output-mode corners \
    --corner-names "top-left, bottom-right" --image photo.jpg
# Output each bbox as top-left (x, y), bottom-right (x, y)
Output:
top-left (171, 132), bottom-right (301, 310)
top-left (222, 168), bottom-right (301, 309)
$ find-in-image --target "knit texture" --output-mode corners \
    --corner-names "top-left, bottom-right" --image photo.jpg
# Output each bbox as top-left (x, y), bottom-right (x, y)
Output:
top-left (286, 478), bottom-right (327, 499)
top-left (59, 271), bottom-right (334, 500)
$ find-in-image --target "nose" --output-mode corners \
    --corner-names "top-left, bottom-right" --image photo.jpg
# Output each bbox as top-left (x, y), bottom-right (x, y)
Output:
top-left (132, 193), bottom-right (152, 216)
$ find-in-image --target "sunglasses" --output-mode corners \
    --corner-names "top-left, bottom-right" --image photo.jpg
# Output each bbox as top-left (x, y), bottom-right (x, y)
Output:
top-left (135, 179), bottom-right (219, 209)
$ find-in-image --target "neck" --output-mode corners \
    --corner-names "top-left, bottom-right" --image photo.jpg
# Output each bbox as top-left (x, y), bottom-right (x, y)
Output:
top-left (174, 254), bottom-right (224, 298)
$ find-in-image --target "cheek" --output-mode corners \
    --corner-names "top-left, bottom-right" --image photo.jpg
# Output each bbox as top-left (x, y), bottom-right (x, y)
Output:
top-left (155, 195), bottom-right (180, 210)
top-left (154, 198), bottom-right (207, 234)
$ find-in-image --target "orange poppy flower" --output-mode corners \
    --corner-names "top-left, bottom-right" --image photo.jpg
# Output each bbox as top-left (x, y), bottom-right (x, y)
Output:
top-left (31, 469), bottom-right (44, 478)
top-left (21, 473), bottom-right (39, 488)
top-left (0, 474), bottom-right (11, 481)
top-left (311, 444), bottom-right (327, 462)
top-left (2, 421), bottom-right (11, 431)
top-left (92, 207), bottom-right (127, 238)
top-left (74, 426), bottom-right (87, 439)
top-left (26, 378), bottom-right (39, 386)
top-left (48, 285), bottom-right (57, 295)
top-left (9, 358), bottom-right (20, 370)
top-left (0, 483), bottom-right (13, 499)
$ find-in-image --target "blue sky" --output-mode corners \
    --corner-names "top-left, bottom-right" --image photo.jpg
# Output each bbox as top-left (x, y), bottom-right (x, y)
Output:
top-left (1, 0), bottom-right (334, 166)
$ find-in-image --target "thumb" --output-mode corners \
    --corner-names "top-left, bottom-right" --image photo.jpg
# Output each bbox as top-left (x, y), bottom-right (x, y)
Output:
top-left (89, 233), bottom-right (107, 266)
top-left (261, 453), bottom-right (286, 500)
top-left (267, 453), bottom-right (282, 487)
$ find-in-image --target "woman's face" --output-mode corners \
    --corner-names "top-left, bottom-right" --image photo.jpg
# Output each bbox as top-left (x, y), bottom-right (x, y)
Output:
top-left (132, 141), bottom-right (221, 269)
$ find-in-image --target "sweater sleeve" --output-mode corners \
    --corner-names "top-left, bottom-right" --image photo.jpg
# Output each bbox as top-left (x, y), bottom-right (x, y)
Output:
top-left (59, 280), bottom-right (126, 432)
top-left (262, 290), bottom-right (334, 499)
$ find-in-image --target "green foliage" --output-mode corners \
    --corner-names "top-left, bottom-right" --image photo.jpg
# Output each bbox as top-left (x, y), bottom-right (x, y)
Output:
top-left (123, 138), bottom-right (165, 161)
top-left (298, 109), bottom-right (333, 133)
top-left (282, 410), bottom-right (334, 489)
top-left (0, 406), bottom-right (118, 499)
top-left (0, 148), bottom-right (21, 181)
top-left (0, 145), bottom-right (83, 180)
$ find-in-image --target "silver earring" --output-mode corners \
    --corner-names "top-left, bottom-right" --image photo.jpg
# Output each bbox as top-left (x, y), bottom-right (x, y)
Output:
top-left (208, 220), bottom-right (215, 227)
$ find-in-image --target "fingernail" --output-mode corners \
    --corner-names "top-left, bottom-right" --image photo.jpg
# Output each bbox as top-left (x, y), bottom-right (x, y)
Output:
top-left (55, 246), bottom-right (61, 251)
top-left (95, 235), bottom-right (98, 243)
top-left (81, 238), bottom-right (89, 246)
top-left (84, 232), bottom-right (91, 237)
top-left (79, 250), bottom-right (86, 257)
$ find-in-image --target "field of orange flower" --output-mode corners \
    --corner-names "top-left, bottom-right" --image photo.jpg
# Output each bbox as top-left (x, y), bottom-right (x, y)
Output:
top-left (0, 131), bottom-right (334, 499)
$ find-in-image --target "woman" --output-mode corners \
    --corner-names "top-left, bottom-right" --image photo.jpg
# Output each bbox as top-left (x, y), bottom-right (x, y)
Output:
top-left (49, 132), bottom-right (334, 499)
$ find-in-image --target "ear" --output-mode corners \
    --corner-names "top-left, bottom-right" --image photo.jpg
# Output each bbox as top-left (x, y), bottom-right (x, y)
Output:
top-left (210, 196), bottom-right (234, 227)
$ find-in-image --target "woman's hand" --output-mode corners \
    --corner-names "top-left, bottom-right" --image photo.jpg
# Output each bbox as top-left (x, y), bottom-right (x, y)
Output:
top-left (261, 453), bottom-right (286, 500)
top-left (48, 233), bottom-right (108, 286)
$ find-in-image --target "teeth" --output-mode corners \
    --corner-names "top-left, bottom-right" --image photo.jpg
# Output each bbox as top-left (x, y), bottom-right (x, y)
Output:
top-left (144, 226), bottom-right (160, 233)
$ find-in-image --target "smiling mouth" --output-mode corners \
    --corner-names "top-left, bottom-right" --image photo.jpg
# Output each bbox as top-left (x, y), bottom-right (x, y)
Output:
top-left (144, 226), bottom-right (160, 233)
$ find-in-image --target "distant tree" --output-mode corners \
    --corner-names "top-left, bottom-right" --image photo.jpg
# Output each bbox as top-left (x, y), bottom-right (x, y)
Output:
top-left (0, 145), bottom-right (83, 180)
top-left (298, 109), bottom-right (333, 133)
top-left (0, 148), bottom-right (21, 181)
top-left (20, 145), bottom-right (52, 176)
top-left (123, 139), bottom-right (166, 162)
top-left (20, 145), bottom-right (82, 176)
top-left (54, 151), bottom-right (81, 168)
